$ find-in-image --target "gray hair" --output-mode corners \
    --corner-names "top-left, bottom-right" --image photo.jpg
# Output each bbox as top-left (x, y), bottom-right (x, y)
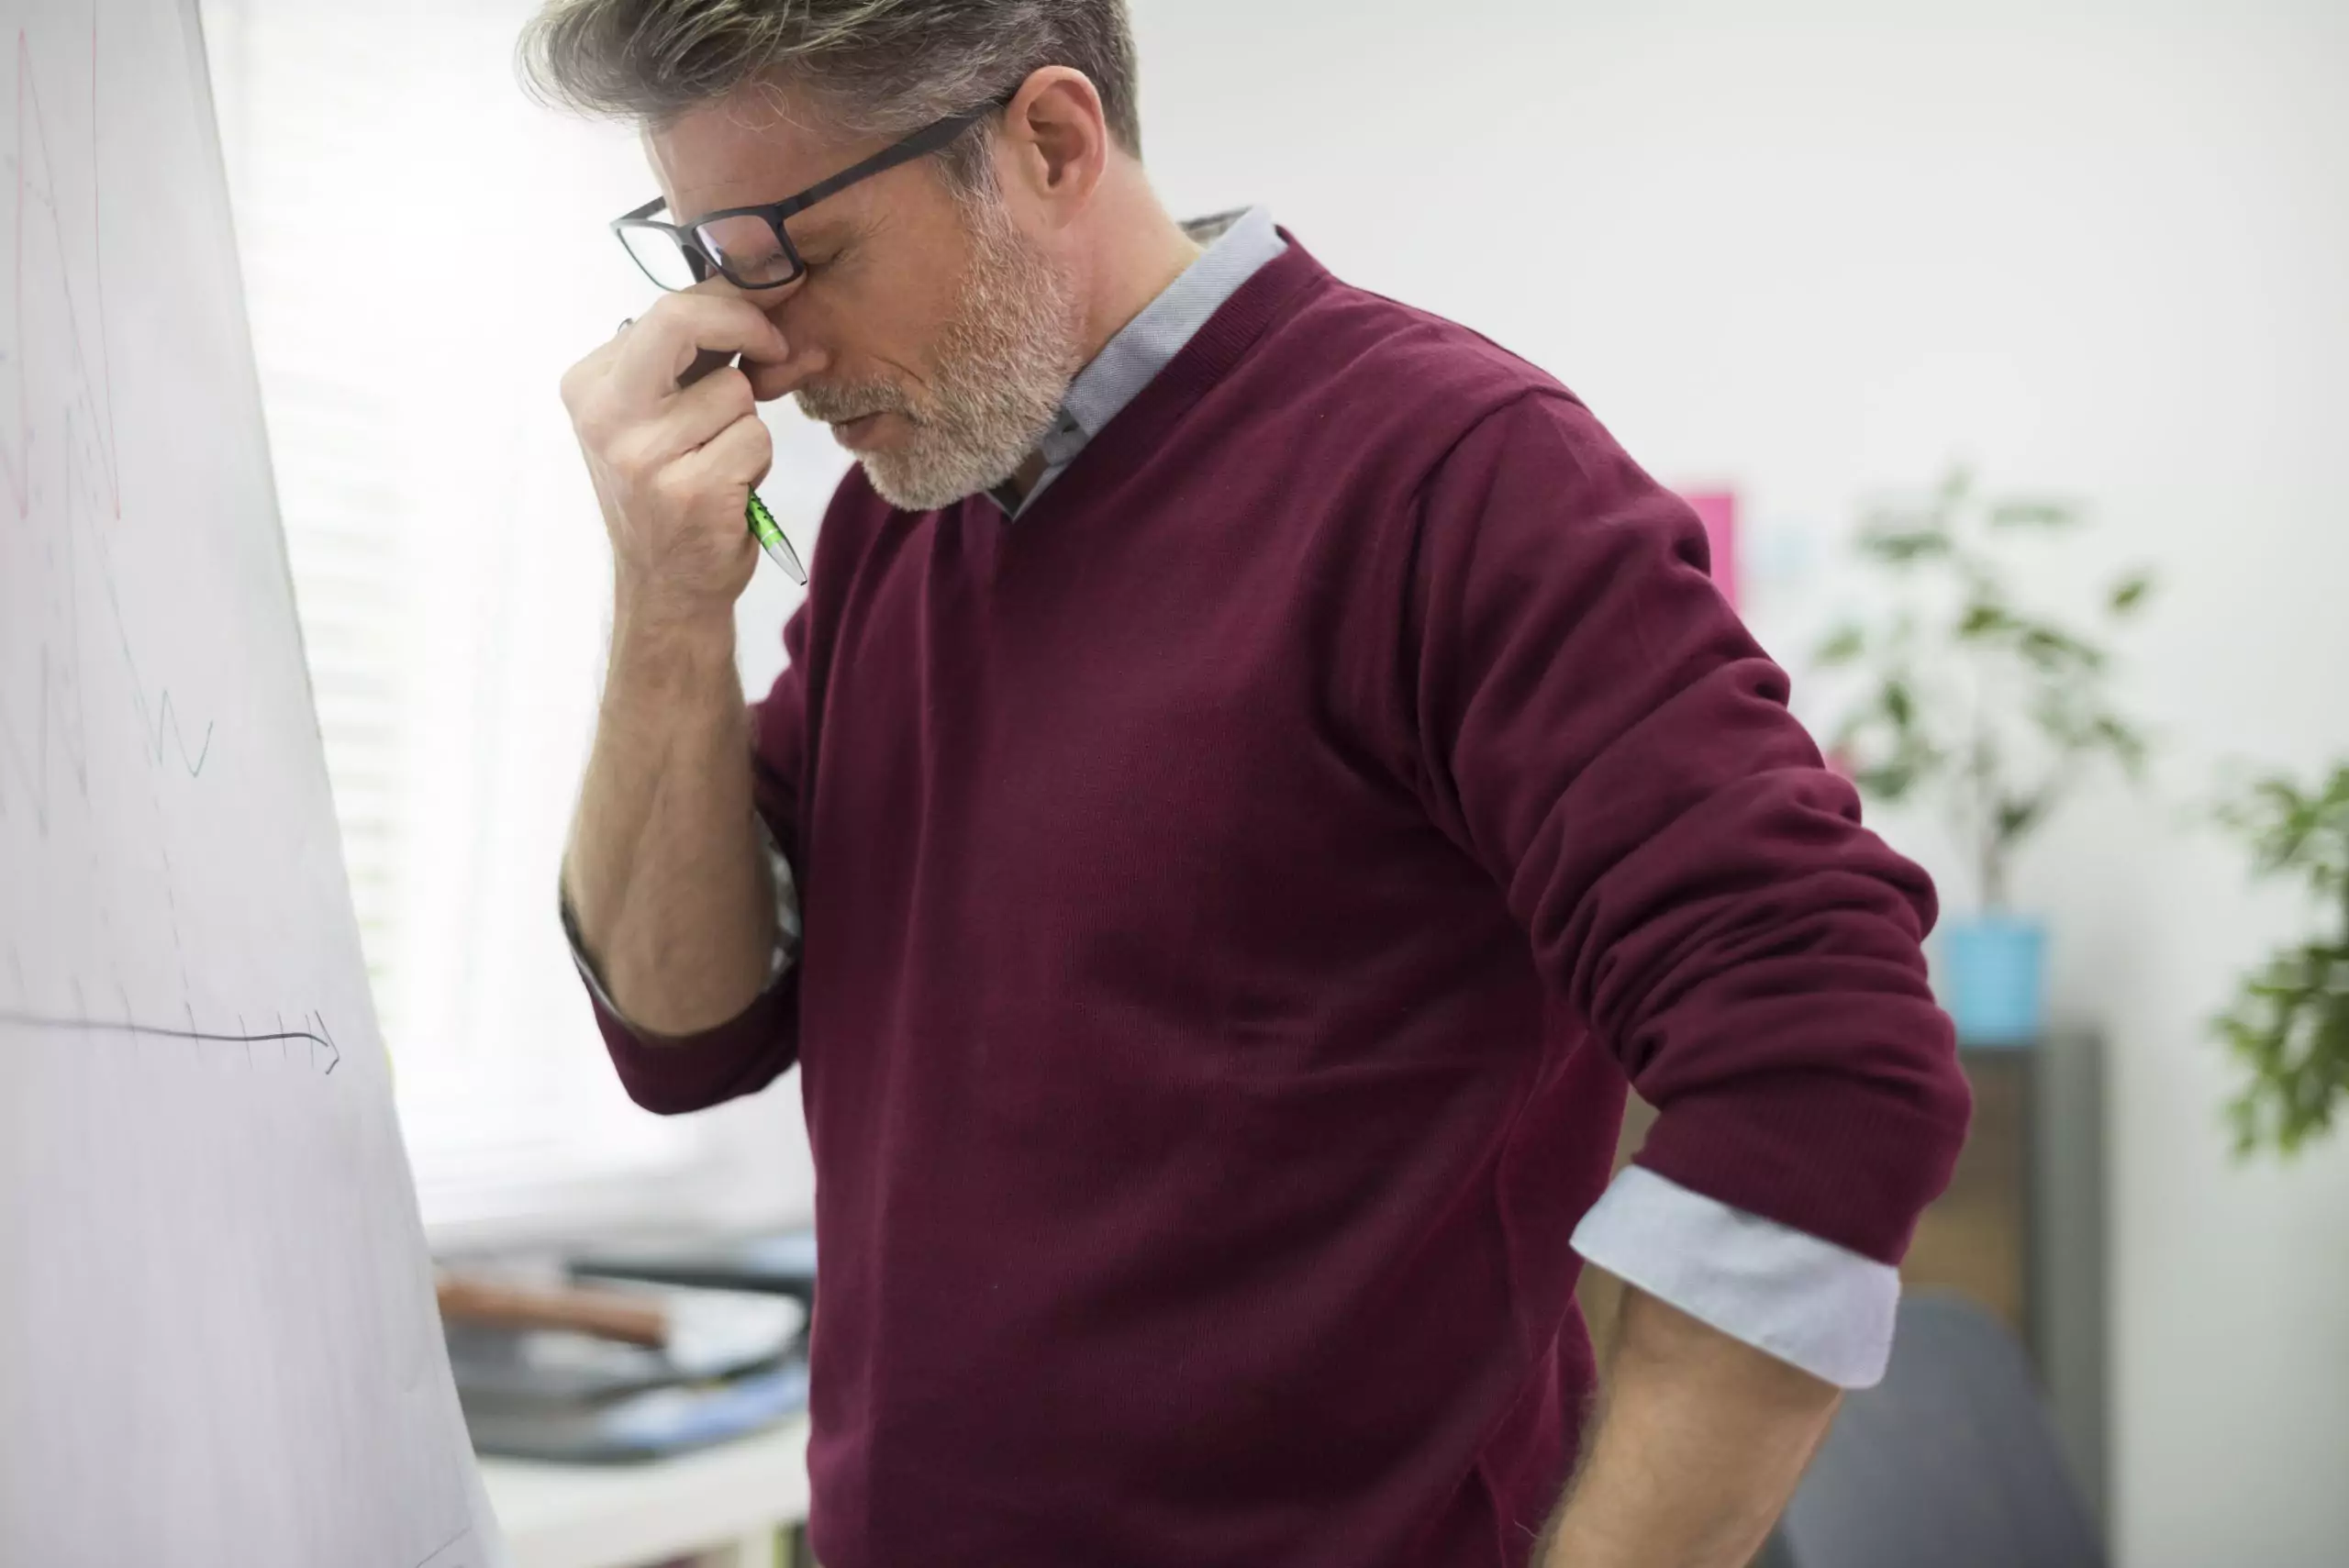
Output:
top-left (517, 0), bottom-right (1142, 193)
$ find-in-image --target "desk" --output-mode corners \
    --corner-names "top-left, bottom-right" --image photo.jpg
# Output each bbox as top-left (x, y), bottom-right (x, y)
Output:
top-left (479, 1418), bottom-right (810, 1568)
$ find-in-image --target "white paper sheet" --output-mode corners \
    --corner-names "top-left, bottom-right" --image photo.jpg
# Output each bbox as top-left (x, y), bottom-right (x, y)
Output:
top-left (0, 1), bottom-right (501, 1561)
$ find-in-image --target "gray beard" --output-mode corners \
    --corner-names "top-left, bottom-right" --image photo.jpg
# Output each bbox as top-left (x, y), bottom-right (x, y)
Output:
top-left (796, 203), bottom-right (1081, 512)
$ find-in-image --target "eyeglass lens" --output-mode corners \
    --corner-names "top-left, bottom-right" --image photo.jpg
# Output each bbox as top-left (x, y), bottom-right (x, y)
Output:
top-left (694, 214), bottom-right (801, 288)
top-left (618, 224), bottom-right (704, 291)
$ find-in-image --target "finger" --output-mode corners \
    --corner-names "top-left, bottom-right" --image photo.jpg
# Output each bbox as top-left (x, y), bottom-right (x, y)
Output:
top-left (560, 327), bottom-right (637, 418)
top-left (680, 278), bottom-right (798, 385)
top-left (742, 353), bottom-right (814, 403)
top-left (631, 363), bottom-right (758, 465)
top-left (615, 292), bottom-right (791, 404)
top-left (676, 410), bottom-right (774, 495)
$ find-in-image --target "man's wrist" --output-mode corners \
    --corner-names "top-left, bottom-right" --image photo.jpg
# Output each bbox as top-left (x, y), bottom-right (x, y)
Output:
top-left (608, 582), bottom-right (740, 685)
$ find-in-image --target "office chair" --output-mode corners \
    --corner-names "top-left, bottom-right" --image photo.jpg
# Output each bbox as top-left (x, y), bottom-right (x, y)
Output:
top-left (1765, 1291), bottom-right (2106, 1568)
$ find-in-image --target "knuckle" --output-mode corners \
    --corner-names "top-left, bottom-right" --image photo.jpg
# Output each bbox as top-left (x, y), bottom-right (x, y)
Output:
top-left (574, 405), bottom-right (617, 450)
top-left (559, 359), bottom-right (605, 419)
top-left (567, 375), bottom-right (624, 439)
top-left (662, 294), bottom-right (716, 336)
top-left (608, 429), bottom-right (664, 486)
top-left (646, 470), bottom-right (689, 515)
top-left (628, 304), bottom-right (680, 356)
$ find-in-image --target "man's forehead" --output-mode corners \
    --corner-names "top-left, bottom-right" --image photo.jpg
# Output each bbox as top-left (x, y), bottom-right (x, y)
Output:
top-left (643, 93), bottom-right (873, 222)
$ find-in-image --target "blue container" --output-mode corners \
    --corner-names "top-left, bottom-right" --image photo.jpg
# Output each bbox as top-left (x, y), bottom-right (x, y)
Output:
top-left (1940, 916), bottom-right (2048, 1046)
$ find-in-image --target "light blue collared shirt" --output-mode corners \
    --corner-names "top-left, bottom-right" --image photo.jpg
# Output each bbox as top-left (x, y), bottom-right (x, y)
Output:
top-left (985, 206), bottom-right (1289, 518)
top-left (575, 203), bottom-right (1904, 1390)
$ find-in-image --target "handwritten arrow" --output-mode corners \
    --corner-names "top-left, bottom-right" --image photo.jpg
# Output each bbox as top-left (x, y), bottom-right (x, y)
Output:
top-left (0, 1006), bottom-right (347, 1076)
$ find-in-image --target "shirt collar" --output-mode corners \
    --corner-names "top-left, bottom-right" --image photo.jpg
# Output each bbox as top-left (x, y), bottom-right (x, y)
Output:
top-left (988, 206), bottom-right (1286, 515)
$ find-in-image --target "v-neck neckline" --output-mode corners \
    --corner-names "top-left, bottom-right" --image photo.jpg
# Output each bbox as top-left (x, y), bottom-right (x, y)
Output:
top-left (959, 233), bottom-right (1330, 542)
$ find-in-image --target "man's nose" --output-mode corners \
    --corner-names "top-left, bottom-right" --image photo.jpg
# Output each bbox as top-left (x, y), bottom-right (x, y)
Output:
top-left (742, 309), bottom-right (825, 399)
top-left (755, 295), bottom-right (830, 391)
top-left (690, 270), bottom-right (823, 383)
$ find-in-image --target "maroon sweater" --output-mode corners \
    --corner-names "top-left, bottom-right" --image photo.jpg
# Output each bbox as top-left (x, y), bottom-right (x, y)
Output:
top-left (590, 237), bottom-right (1969, 1568)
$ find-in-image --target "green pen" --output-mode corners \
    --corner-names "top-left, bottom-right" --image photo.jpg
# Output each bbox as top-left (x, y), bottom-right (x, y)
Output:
top-left (743, 489), bottom-right (804, 584)
top-left (669, 336), bottom-right (807, 585)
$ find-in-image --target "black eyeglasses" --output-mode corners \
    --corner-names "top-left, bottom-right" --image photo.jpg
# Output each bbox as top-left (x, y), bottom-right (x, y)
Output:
top-left (612, 95), bottom-right (1012, 293)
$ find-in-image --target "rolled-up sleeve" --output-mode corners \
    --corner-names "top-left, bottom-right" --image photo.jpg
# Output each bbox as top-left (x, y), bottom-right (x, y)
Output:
top-left (1407, 392), bottom-right (1971, 1329)
top-left (1572, 1166), bottom-right (1903, 1387)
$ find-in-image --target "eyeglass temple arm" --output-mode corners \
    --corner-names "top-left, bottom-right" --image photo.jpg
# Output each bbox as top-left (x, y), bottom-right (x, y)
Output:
top-left (774, 93), bottom-right (1018, 220)
top-left (612, 85), bottom-right (1018, 236)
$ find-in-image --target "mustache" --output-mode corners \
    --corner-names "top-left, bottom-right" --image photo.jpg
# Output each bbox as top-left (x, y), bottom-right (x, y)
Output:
top-left (795, 381), bottom-right (915, 425)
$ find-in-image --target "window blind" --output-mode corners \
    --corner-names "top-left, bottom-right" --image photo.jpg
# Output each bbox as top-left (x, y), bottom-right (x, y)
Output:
top-left (201, 0), bottom-right (818, 1238)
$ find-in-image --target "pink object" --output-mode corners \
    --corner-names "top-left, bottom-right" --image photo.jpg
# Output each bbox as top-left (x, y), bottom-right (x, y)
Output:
top-left (1681, 489), bottom-right (1741, 606)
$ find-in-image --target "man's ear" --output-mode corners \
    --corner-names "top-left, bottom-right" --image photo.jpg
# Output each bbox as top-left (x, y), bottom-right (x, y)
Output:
top-left (995, 66), bottom-right (1108, 225)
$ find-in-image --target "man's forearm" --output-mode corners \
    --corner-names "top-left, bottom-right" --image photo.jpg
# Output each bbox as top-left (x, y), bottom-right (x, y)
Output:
top-left (562, 599), bottom-right (775, 1036)
top-left (1538, 1286), bottom-right (1841, 1568)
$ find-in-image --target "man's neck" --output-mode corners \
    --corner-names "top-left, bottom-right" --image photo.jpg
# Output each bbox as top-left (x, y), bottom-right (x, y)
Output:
top-left (1072, 193), bottom-right (1206, 368)
top-left (999, 188), bottom-right (1203, 506)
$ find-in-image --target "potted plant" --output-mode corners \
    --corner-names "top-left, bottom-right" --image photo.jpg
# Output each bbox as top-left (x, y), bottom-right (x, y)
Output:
top-left (2212, 764), bottom-right (2349, 1155)
top-left (1813, 467), bottom-right (2154, 1044)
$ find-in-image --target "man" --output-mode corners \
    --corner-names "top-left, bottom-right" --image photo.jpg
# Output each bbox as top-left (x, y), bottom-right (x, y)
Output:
top-left (530, 3), bottom-right (1971, 1564)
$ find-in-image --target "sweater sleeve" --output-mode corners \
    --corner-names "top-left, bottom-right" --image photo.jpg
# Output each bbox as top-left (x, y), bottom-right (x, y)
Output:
top-left (1405, 391), bottom-right (1970, 1265)
top-left (574, 601), bottom-right (812, 1116)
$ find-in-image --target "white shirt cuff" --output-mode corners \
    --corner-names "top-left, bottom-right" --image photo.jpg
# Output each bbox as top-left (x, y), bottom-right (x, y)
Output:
top-left (1572, 1164), bottom-right (1902, 1389)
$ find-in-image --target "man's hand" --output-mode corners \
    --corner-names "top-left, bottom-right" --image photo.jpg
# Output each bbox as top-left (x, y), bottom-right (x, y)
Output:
top-left (557, 291), bottom-right (796, 1037)
top-left (1536, 1286), bottom-right (1841, 1568)
top-left (558, 290), bottom-right (793, 625)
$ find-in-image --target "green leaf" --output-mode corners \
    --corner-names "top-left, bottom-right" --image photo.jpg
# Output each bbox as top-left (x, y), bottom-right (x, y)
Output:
top-left (2322, 765), bottom-right (2349, 812)
top-left (1956, 602), bottom-right (2018, 640)
top-left (1996, 795), bottom-right (2046, 846)
top-left (1854, 763), bottom-right (1919, 802)
top-left (1988, 497), bottom-right (2078, 528)
top-left (2109, 573), bottom-right (2154, 615)
top-left (2212, 923), bottom-right (2349, 1158)
top-left (2018, 625), bottom-right (2108, 672)
top-left (1816, 625), bottom-right (1866, 667)
top-left (1860, 528), bottom-right (1954, 563)
top-left (1883, 680), bottom-right (1915, 728)
top-left (2093, 715), bottom-right (2151, 773)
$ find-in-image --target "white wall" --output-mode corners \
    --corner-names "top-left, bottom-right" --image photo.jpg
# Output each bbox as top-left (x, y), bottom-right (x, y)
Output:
top-left (1131, 3), bottom-right (2349, 1563)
